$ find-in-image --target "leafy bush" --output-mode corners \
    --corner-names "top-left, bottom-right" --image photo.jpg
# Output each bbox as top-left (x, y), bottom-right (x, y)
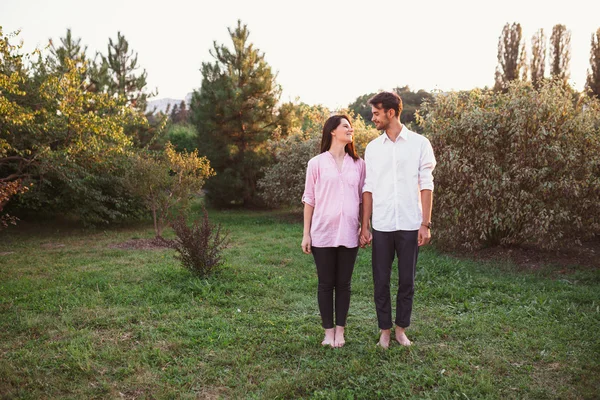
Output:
top-left (1, 29), bottom-right (148, 225)
top-left (419, 80), bottom-right (600, 250)
top-left (127, 143), bottom-right (214, 237)
top-left (0, 180), bottom-right (29, 229)
top-left (258, 110), bottom-right (379, 207)
top-left (167, 123), bottom-right (198, 152)
top-left (164, 209), bottom-right (230, 277)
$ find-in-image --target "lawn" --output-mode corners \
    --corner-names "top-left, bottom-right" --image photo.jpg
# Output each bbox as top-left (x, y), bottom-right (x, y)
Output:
top-left (1, 207), bottom-right (599, 399)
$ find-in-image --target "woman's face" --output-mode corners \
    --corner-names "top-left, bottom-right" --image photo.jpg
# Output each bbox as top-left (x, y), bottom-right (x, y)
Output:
top-left (331, 118), bottom-right (354, 144)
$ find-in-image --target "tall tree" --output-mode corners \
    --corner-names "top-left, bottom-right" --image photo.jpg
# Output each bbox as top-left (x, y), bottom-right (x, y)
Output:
top-left (585, 28), bottom-right (600, 99)
top-left (171, 100), bottom-right (190, 124)
top-left (494, 23), bottom-right (525, 92)
top-left (101, 32), bottom-right (152, 112)
top-left (47, 28), bottom-right (87, 74)
top-left (191, 20), bottom-right (282, 207)
top-left (549, 24), bottom-right (571, 84)
top-left (530, 29), bottom-right (547, 89)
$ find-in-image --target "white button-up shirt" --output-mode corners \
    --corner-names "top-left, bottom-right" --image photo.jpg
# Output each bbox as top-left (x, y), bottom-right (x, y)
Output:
top-left (363, 125), bottom-right (436, 232)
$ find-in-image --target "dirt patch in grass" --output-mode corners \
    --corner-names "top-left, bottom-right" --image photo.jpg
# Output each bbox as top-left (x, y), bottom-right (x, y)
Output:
top-left (449, 239), bottom-right (599, 271)
top-left (109, 238), bottom-right (173, 251)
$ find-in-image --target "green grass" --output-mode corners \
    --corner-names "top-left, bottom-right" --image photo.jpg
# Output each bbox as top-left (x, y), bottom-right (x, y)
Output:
top-left (1, 207), bottom-right (599, 399)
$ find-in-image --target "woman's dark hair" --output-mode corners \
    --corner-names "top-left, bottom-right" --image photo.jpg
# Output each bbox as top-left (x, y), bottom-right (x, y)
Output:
top-left (320, 115), bottom-right (359, 161)
top-left (368, 91), bottom-right (403, 117)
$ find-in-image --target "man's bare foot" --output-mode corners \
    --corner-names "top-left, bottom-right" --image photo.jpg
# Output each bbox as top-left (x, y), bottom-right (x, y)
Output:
top-left (378, 329), bottom-right (391, 349)
top-left (322, 328), bottom-right (335, 347)
top-left (333, 326), bottom-right (345, 348)
top-left (395, 326), bottom-right (412, 346)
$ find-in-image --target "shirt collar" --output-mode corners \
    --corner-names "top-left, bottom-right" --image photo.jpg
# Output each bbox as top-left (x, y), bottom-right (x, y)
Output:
top-left (382, 124), bottom-right (408, 143)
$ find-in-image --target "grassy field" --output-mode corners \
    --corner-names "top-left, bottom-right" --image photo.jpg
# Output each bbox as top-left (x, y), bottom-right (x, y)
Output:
top-left (1, 206), bottom-right (599, 399)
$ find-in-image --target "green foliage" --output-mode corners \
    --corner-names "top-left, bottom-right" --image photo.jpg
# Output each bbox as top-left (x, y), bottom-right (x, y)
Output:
top-left (167, 123), bottom-right (198, 152)
top-left (0, 28), bottom-right (148, 225)
top-left (586, 28), bottom-right (600, 99)
top-left (163, 209), bottom-right (230, 277)
top-left (258, 107), bottom-right (378, 207)
top-left (127, 143), bottom-right (214, 237)
top-left (191, 20), bottom-right (283, 207)
top-left (47, 28), bottom-right (87, 75)
top-left (348, 87), bottom-right (434, 130)
top-left (347, 92), bottom-right (376, 125)
top-left (98, 31), bottom-right (153, 113)
top-left (419, 80), bottom-right (600, 250)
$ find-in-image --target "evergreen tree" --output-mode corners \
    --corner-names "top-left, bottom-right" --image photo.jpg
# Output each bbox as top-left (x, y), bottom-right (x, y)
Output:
top-left (171, 100), bottom-right (190, 124)
top-left (494, 23), bottom-right (525, 92)
top-left (170, 103), bottom-right (180, 121)
top-left (48, 28), bottom-right (87, 74)
top-left (101, 32), bottom-right (152, 112)
top-left (531, 29), bottom-right (547, 89)
top-left (191, 20), bottom-right (281, 207)
top-left (550, 24), bottom-right (571, 84)
top-left (585, 28), bottom-right (600, 99)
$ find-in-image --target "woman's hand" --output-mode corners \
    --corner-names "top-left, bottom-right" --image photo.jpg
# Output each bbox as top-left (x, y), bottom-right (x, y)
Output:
top-left (360, 227), bottom-right (372, 248)
top-left (301, 234), bottom-right (312, 254)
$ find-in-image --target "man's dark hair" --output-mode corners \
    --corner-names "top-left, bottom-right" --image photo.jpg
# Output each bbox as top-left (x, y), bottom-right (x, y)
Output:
top-left (368, 91), bottom-right (403, 118)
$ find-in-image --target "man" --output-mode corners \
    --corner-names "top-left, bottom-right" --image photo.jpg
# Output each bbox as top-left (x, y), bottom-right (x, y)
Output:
top-left (360, 91), bottom-right (436, 348)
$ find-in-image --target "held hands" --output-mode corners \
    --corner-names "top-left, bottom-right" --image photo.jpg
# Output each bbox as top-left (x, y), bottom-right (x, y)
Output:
top-left (301, 234), bottom-right (312, 254)
top-left (418, 225), bottom-right (431, 246)
top-left (360, 227), bottom-right (372, 248)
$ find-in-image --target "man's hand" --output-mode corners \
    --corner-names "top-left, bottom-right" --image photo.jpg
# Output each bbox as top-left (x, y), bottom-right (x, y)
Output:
top-left (301, 234), bottom-right (312, 254)
top-left (418, 225), bottom-right (431, 246)
top-left (360, 228), bottom-right (372, 248)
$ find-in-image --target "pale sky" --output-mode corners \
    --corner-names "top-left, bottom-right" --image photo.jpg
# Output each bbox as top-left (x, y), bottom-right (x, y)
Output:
top-left (2, 0), bottom-right (599, 109)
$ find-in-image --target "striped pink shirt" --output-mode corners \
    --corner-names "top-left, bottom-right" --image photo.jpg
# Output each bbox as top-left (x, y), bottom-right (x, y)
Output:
top-left (302, 152), bottom-right (366, 248)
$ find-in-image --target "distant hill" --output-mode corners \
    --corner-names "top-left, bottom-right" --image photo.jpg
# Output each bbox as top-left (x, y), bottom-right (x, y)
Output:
top-left (146, 93), bottom-right (193, 114)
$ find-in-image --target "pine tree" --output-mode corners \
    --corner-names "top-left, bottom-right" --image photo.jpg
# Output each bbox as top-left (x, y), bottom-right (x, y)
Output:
top-left (191, 20), bottom-right (281, 207)
top-left (585, 28), bottom-right (600, 99)
top-left (550, 24), bottom-right (571, 84)
top-left (494, 23), bottom-right (525, 92)
top-left (101, 32), bottom-right (152, 112)
top-left (531, 29), bottom-right (546, 89)
top-left (48, 28), bottom-right (87, 74)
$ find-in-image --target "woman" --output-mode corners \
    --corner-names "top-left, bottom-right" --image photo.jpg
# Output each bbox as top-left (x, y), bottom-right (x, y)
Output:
top-left (301, 115), bottom-right (366, 348)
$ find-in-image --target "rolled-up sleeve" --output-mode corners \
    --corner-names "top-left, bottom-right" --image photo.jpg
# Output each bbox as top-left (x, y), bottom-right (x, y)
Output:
top-left (301, 159), bottom-right (317, 206)
top-left (419, 138), bottom-right (436, 191)
top-left (358, 159), bottom-right (366, 202)
top-left (362, 144), bottom-right (374, 194)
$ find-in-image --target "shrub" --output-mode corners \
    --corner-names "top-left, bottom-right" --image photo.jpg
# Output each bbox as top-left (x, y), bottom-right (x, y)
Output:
top-left (258, 112), bottom-right (379, 207)
top-left (164, 209), bottom-right (230, 277)
top-left (419, 80), bottom-right (600, 250)
top-left (127, 142), bottom-right (214, 237)
top-left (167, 123), bottom-right (198, 152)
top-left (0, 180), bottom-right (29, 229)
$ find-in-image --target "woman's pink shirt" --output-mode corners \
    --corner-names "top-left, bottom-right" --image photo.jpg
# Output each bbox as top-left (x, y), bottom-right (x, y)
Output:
top-left (302, 152), bottom-right (366, 248)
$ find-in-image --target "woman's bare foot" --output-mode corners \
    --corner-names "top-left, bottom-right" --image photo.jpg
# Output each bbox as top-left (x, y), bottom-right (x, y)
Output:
top-left (378, 329), bottom-right (391, 349)
top-left (333, 326), bottom-right (345, 347)
top-left (322, 328), bottom-right (335, 347)
top-left (395, 326), bottom-right (412, 346)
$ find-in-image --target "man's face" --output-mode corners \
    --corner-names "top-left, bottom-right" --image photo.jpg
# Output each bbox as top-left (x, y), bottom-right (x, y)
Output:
top-left (371, 105), bottom-right (391, 131)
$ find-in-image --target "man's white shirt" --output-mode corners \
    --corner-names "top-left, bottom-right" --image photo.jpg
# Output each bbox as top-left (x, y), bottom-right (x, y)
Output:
top-left (362, 125), bottom-right (436, 232)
